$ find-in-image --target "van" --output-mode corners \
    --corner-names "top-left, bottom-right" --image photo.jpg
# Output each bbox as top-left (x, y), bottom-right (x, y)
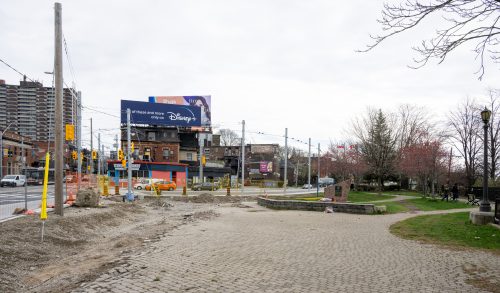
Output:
top-left (1, 174), bottom-right (27, 187)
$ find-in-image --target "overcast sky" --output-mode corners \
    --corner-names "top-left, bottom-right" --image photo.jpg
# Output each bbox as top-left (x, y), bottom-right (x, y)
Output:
top-left (1, 0), bottom-right (498, 154)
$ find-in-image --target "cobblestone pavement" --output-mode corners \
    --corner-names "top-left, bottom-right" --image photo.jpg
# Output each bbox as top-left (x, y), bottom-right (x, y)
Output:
top-left (74, 204), bottom-right (499, 293)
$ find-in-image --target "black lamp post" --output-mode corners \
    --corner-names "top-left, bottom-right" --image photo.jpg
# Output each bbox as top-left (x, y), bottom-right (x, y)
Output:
top-left (481, 107), bottom-right (492, 212)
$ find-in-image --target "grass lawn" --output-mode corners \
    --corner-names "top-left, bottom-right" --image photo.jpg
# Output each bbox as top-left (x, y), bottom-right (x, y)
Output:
top-left (390, 212), bottom-right (500, 251)
top-left (377, 201), bottom-right (410, 214)
top-left (347, 191), bottom-right (395, 203)
top-left (406, 198), bottom-right (472, 211)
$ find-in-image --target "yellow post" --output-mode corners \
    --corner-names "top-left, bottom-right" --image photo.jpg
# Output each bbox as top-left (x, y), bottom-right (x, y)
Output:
top-left (40, 152), bottom-right (50, 220)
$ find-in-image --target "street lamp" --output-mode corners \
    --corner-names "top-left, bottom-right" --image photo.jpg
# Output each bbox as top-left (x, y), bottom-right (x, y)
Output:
top-left (481, 107), bottom-right (492, 212)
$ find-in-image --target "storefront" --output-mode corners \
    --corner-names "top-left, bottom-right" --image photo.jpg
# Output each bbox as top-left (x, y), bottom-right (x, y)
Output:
top-left (107, 160), bottom-right (188, 188)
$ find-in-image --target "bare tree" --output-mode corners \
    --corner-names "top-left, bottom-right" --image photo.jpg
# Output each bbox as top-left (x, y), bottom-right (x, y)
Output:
top-left (352, 108), bottom-right (398, 192)
top-left (327, 141), bottom-right (368, 184)
top-left (448, 98), bottom-right (482, 189)
top-left (393, 104), bottom-right (432, 187)
top-left (362, 0), bottom-right (500, 79)
top-left (218, 129), bottom-right (240, 146)
top-left (395, 104), bottom-right (431, 151)
top-left (487, 89), bottom-right (500, 180)
top-left (398, 129), bottom-right (448, 197)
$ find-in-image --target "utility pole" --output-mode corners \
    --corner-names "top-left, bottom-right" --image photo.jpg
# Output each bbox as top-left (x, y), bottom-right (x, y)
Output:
top-left (241, 120), bottom-right (245, 194)
top-left (97, 133), bottom-right (101, 176)
top-left (198, 133), bottom-right (204, 183)
top-left (126, 108), bottom-right (133, 201)
top-left (54, 2), bottom-right (64, 216)
top-left (317, 143), bottom-right (320, 197)
top-left (90, 118), bottom-right (93, 175)
top-left (284, 128), bottom-right (288, 193)
top-left (22, 137), bottom-right (27, 210)
top-left (308, 138), bottom-right (311, 191)
top-left (77, 91), bottom-right (82, 190)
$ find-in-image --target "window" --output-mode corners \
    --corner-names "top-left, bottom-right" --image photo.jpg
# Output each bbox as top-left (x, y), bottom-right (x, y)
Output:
top-left (186, 153), bottom-right (193, 161)
top-left (147, 131), bottom-right (156, 141)
top-left (163, 148), bottom-right (170, 160)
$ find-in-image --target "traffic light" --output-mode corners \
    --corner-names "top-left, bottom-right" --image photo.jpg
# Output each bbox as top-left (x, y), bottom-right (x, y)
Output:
top-left (201, 155), bottom-right (206, 166)
top-left (92, 150), bottom-right (97, 160)
top-left (118, 149), bottom-right (123, 160)
top-left (72, 151), bottom-right (77, 160)
top-left (131, 142), bottom-right (134, 152)
top-left (121, 159), bottom-right (126, 168)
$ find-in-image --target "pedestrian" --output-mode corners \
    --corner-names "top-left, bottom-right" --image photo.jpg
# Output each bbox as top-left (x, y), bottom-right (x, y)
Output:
top-left (452, 183), bottom-right (459, 200)
top-left (441, 184), bottom-right (449, 201)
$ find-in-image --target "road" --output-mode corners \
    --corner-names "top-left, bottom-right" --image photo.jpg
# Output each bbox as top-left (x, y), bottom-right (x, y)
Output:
top-left (0, 185), bottom-right (55, 221)
top-left (0, 185), bottom-right (55, 205)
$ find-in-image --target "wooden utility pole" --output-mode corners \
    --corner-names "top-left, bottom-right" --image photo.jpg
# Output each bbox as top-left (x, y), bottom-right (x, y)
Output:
top-left (54, 2), bottom-right (64, 215)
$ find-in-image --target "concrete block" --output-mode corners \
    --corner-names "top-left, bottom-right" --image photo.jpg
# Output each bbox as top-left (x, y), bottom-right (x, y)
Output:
top-left (469, 211), bottom-right (494, 225)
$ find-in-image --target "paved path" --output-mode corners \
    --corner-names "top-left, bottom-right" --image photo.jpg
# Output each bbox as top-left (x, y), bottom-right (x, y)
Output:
top-left (74, 204), bottom-right (499, 293)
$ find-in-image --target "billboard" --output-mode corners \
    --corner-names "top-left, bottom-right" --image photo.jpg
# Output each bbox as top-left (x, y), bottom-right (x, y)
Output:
top-left (149, 96), bottom-right (211, 126)
top-left (121, 100), bottom-right (201, 127)
top-left (260, 161), bottom-right (273, 173)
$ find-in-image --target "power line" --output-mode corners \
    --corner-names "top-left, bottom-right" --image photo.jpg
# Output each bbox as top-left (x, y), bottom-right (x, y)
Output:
top-left (63, 34), bottom-right (78, 88)
top-left (0, 57), bottom-right (36, 82)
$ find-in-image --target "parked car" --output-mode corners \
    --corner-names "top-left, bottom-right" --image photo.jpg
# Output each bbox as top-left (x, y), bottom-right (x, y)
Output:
top-left (302, 184), bottom-right (313, 189)
top-left (135, 179), bottom-right (162, 190)
top-left (1, 175), bottom-right (27, 187)
top-left (134, 182), bottom-right (148, 190)
top-left (145, 181), bottom-right (177, 191)
top-left (192, 182), bottom-right (219, 191)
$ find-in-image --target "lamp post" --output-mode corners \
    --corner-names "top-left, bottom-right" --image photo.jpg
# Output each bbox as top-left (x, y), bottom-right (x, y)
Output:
top-left (481, 107), bottom-right (492, 212)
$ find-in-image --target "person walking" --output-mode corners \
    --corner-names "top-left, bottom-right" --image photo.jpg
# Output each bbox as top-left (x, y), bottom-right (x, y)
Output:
top-left (451, 183), bottom-right (459, 201)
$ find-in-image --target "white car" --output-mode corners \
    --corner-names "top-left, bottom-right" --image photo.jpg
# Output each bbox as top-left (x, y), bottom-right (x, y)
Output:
top-left (134, 178), bottom-right (161, 190)
top-left (133, 182), bottom-right (149, 190)
top-left (302, 184), bottom-right (313, 189)
top-left (1, 175), bottom-right (27, 187)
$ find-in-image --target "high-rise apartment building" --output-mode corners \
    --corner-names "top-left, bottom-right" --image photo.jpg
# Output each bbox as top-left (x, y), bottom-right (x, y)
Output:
top-left (0, 78), bottom-right (77, 142)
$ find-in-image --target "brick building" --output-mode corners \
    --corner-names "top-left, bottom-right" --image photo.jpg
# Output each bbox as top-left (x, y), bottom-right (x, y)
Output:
top-left (0, 131), bottom-right (33, 177)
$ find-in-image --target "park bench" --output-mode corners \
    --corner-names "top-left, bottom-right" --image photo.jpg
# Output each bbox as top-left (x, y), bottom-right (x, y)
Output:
top-left (467, 193), bottom-right (479, 206)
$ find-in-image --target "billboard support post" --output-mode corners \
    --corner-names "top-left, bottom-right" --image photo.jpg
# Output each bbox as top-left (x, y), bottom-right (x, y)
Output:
top-left (126, 108), bottom-right (134, 201)
top-left (199, 133), bottom-right (204, 184)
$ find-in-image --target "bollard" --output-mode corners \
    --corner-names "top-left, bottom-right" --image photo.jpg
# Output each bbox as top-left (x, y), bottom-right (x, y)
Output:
top-left (115, 185), bottom-right (120, 195)
top-left (227, 187), bottom-right (231, 196)
top-left (182, 186), bottom-right (187, 196)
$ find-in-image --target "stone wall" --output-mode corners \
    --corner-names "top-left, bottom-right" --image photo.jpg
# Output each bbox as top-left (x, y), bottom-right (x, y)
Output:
top-left (257, 197), bottom-right (376, 214)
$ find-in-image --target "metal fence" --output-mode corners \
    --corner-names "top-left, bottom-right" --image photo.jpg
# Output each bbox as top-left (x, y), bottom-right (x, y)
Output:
top-left (0, 171), bottom-right (105, 221)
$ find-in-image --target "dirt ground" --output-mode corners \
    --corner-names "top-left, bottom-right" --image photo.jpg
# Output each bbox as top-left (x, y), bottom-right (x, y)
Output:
top-left (0, 195), bottom-right (249, 293)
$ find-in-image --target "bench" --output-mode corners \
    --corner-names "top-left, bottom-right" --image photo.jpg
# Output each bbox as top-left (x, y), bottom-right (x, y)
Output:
top-left (467, 193), bottom-right (479, 206)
